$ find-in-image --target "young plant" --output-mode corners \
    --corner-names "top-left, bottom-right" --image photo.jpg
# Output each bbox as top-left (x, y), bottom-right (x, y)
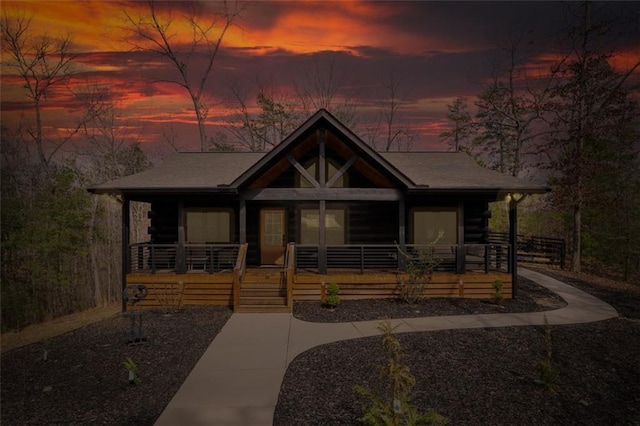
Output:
top-left (491, 280), bottom-right (504, 305)
top-left (397, 232), bottom-right (443, 304)
top-left (123, 357), bottom-right (141, 385)
top-left (354, 321), bottom-right (447, 425)
top-left (538, 315), bottom-right (559, 392)
top-left (324, 282), bottom-right (340, 308)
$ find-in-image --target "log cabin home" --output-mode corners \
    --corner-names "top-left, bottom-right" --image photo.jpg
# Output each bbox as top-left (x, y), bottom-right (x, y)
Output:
top-left (90, 109), bottom-right (548, 312)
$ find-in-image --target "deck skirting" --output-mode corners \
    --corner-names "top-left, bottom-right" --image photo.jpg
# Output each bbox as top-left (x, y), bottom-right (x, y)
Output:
top-left (125, 271), bottom-right (511, 311)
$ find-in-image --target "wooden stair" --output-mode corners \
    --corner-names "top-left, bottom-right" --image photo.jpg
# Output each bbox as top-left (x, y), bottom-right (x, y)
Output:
top-left (235, 270), bottom-right (291, 313)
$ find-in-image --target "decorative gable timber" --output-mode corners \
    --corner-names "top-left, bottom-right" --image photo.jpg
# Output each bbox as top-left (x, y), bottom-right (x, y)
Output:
top-left (230, 109), bottom-right (415, 191)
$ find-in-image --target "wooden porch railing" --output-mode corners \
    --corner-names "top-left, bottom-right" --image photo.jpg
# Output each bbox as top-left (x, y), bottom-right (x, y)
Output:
top-left (294, 243), bottom-right (511, 274)
top-left (233, 243), bottom-right (248, 311)
top-left (284, 243), bottom-right (296, 308)
top-left (129, 243), bottom-right (241, 274)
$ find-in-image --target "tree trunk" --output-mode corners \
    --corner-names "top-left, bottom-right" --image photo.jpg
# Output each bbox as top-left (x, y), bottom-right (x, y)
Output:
top-left (572, 202), bottom-right (581, 272)
top-left (89, 196), bottom-right (103, 307)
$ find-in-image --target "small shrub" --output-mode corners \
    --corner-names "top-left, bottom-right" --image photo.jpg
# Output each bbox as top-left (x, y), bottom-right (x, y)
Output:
top-left (491, 280), bottom-right (504, 305)
top-left (397, 232), bottom-right (443, 304)
top-left (354, 321), bottom-right (447, 425)
top-left (324, 282), bottom-right (340, 308)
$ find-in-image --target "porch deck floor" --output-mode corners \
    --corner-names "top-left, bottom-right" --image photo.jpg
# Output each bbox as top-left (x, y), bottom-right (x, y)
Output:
top-left (154, 268), bottom-right (618, 426)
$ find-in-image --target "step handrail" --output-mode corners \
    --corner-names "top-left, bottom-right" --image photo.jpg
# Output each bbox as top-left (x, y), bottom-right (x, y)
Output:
top-left (233, 243), bottom-right (248, 312)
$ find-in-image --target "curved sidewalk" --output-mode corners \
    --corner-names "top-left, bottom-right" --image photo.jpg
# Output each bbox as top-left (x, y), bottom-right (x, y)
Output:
top-left (154, 268), bottom-right (618, 426)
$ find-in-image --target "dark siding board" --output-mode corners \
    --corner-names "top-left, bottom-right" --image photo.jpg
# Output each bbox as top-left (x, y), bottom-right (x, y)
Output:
top-left (150, 201), bottom-right (178, 244)
top-left (464, 200), bottom-right (490, 244)
top-left (246, 204), bottom-right (260, 266)
top-left (348, 202), bottom-right (398, 244)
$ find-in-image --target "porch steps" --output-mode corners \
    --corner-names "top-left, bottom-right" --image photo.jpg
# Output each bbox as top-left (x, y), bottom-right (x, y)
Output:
top-left (235, 271), bottom-right (291, 313)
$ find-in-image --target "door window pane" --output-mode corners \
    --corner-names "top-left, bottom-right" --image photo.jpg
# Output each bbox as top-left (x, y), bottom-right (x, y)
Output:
top-left (264, 211), bottom-right (283, 246)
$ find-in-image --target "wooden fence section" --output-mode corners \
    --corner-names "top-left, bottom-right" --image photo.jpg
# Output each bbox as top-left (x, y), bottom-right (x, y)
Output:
top-left (125, 273), bottom-right (234, 311)
top-left (293, 272), bottom-right (512, 301)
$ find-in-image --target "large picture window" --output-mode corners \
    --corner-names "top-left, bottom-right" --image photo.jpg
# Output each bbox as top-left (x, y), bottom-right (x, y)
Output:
top-left (411, 208), bottom-right (457, 245)
top-left (300, 208), bottom-right (346, 244)
top-left (185, 209), bottom-right (233, 243)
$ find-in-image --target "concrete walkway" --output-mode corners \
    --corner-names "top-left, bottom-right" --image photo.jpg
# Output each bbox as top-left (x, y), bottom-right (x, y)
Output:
top-left (154, 268), bottom-right (618, 425)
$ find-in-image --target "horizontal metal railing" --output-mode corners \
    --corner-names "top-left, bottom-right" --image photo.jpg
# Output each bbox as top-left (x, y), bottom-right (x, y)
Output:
top-left (489, 232), bottom-right (565, 269)
top-left (294, 243), bottom-right (511, 274)
top-left (129, 243), bottom-right (240, 274)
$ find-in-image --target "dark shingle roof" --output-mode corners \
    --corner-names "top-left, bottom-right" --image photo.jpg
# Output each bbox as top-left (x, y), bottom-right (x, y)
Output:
top-left (381, 152), bottom-right (548, 192)
top-left (90, 150), bottom-right (548, 195)
top-left (90, 152), bottom-right (266, 193)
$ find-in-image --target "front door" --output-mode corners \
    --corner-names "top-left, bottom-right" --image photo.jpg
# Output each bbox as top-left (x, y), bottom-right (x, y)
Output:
top-left (260, 208), bottom-right (286, 265)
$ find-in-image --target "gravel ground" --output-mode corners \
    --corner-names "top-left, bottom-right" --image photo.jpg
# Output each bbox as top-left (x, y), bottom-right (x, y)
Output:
top-left (2, 270), bottom-right (638, 426)
top-left (276, 270), bottom-right (640, 425)
top-left (1, 306), bottom-right (232, 425)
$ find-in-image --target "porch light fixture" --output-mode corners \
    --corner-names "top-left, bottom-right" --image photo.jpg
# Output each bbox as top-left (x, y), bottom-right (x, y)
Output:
top-left (505, 192), bottom-right (525, 204)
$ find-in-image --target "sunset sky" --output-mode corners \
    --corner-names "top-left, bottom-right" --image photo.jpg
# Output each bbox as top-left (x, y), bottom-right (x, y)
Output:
top-left (2, 1), bottom-right (639, 155)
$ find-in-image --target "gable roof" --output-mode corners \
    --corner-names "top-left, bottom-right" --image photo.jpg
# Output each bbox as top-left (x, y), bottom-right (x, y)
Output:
top-left (229, 109), bottom-right (414, 189)
top-left (90, 109), bottom-right (549, 196)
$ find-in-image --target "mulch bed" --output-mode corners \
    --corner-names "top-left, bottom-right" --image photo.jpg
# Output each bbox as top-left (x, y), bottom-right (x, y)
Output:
top-left (293, 275), bottom-right (566, 322)
top-left (1, 306), bottom-right (232, 426)
top-left (276, 269), bottom-right (640, 425)
top-left (2, 270), bottom-right (638, 426)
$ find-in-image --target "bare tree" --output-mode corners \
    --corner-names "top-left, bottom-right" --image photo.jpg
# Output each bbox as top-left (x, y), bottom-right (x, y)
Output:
top-left (547, 1), bottom-right (640, 272)
top-left (380, 71), bottom-right (413, 151)
top-left (121, 0), bottom-right (243, 151)
top-left (472, 30), bottom-right (555, 176)
top-left (78, 85), bottom-right (152, 307)
top-left (295, 57), bottom-right (357, 126)
top-left (1, 10), bottom-right (78, 169)
top-left (226, 77), bottom-right (303, 151)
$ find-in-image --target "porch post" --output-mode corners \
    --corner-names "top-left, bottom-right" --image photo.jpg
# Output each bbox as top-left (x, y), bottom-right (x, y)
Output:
top-left (239, 199), bottom-right (246, 244)
top-left (398, 198), bottom-right (406, 271)
top-left (319, 200), bottom-right (327, 274)
top-left (319, 128), bottom-right (326, 187)
top-left (177, 200), bottom-right (186, 273)
top-left (121, 195), bottom-right (130, 313)
top-left (509, 198), bottom-right (518, 298)
top-left (318, 129), bottom-right (327, 274)
top-left (456, 200), bottom-right (465, 274)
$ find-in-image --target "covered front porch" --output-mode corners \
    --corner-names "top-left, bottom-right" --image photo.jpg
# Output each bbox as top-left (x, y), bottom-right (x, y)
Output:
top-left (124, 240), bottom-right (513, 312)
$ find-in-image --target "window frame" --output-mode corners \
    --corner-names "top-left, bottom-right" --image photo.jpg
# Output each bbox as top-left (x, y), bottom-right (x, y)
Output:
top-left (184, 208), bottom-right (235, 244)
top-left (409, 207), bottom-right (458, 245)
top-left (298, 205), bottom-right (348, 245)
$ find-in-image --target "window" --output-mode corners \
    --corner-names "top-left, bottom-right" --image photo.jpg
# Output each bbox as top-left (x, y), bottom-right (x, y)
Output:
top-left (185, 209), bottom-right (233, 243)
top-left (411, 209), bottom-right (457, 245)
top-left (300, 208), bottom-right (346, 244)
top-left (298, 159), bottom-right (345, 188)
